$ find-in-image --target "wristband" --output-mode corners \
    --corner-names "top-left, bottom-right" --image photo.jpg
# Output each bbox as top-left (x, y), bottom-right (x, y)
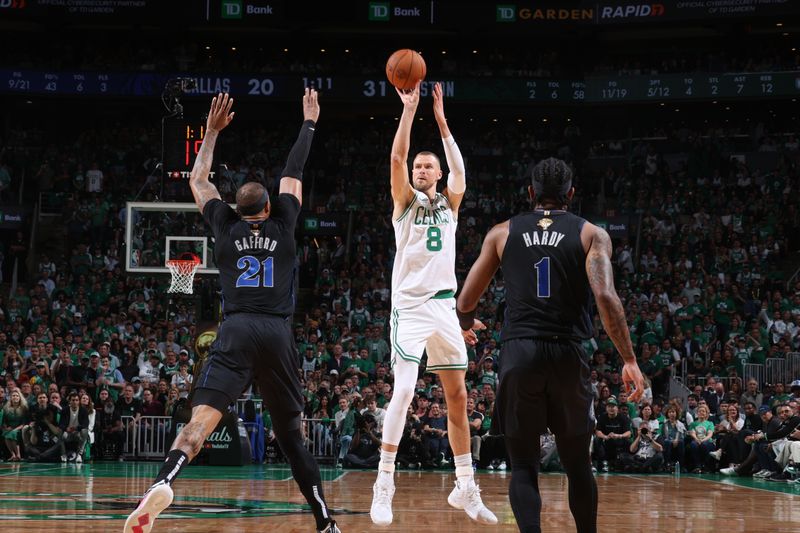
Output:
top-left (281, 120), bottom-right (316, 181)
top-left (456, 307), bottom-right (476, 331)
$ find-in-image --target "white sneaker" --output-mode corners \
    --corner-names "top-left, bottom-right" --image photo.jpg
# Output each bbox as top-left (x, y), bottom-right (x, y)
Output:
top-left (497, 461), bottom-right (507, 471)
top-left (60, 455), bottom-right (67, 463)
top-left (124, 481), bottom-right (174, 533)
top-left (720, 466), bottom-right (737, 476)
top-left (76, 455), bottom-right (83, 464)
top-left (709, 449), bottom-right (722, 461)
top-left (370, 474), bottom-right (395, 525)
top-left (447, 479), bottom-right (498, 525)
top-left (754, 470), bottom-right (773, 478)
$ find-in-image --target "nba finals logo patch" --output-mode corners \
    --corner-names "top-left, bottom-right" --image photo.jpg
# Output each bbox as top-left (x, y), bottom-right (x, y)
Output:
top-left (538, 218), bottom-right (553, 230)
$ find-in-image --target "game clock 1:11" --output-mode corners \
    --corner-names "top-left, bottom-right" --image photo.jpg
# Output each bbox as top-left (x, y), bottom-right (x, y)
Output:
top-left (163, 120), bottom-right (206, 179)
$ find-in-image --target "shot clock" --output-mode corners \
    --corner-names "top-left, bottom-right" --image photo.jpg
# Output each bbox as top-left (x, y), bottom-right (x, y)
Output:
top-left (162, 119), bottom-right (208, 180)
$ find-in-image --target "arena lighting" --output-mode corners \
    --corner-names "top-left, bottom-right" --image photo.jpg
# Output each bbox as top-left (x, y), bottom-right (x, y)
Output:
top-left (205, 46), bottom-right (210, 50)
top-left (283, 48), bottom-right (288, 52)
top-left (542, 118), bottom-right (548, 122)
top-left (517, 118), bottom-right (523, 122)
top-left (345, 49), bottom-right (350, 53)
top-left (776, 22), bottom-right (783, 27)
top-left (492, 118), bottom-right (497, 122)
top-left (231, 47), bottom-right (236, 51)
top-left (472, 50), bottom-right (478, 54)
top-left (660, 102), bottom-right (665, 106)
top-left (321, 49), bottom-right (326, 52)
top-left (441, 50), bottom-right (447, 54)
top-left (712, 101), bottom-right (718, 104)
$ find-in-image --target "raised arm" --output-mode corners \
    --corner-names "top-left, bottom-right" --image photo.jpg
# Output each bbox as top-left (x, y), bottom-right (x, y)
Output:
top-left (583, 223), bottom-right (645, 402)
top-left (190, 93), bottom-right (234, 213)
top-left (390, 83), bottom-right (419, 218)
top-left (456, 222), bottom-right (508, 343)
top-left (279, 88), bottom-right (320, 205)
top-left (433, 82), bottom-right (465, 213)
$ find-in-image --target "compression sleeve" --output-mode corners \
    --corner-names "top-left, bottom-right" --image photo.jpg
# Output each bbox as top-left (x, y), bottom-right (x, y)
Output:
top-left (442, 135), bottom-right (466, 194)
top-left (281, 120), bottom-right (316, 181)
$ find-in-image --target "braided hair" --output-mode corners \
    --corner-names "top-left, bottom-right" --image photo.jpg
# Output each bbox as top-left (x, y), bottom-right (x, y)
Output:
top-left (531, 157), bottom-right (573, 206)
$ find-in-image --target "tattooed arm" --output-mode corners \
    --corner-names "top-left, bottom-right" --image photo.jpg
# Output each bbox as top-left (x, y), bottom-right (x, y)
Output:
top-left (583, 223), bottom-right (645, 401)
top-left (190, 93), bottom-right (235, 213)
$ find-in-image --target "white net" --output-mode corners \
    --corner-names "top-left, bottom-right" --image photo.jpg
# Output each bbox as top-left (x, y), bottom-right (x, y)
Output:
top-left (166, 258), bottom-right (200, 294)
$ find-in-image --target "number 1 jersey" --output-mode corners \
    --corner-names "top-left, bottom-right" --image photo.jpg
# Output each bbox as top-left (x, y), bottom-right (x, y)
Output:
top-left (501, 209), bottom-right (593, 342)
top-left (203, 195), bottom-right (299, 316)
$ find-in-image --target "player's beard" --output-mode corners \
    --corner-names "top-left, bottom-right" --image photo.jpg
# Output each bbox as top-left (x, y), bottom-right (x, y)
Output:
top-left (412, 177), bottom-right (435, 193)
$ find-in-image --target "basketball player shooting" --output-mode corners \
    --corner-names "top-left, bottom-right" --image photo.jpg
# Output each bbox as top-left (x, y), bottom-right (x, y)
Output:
top-left (455, 158), bottom-right (645, 533)
top-left (370, 81), bottom-right (497, 526)
top-left (124, 90), bottom-right (341, 533)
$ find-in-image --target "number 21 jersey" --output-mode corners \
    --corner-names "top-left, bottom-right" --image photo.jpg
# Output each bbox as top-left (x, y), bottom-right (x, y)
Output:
top-left (203, 195), bottom-right (299, 316)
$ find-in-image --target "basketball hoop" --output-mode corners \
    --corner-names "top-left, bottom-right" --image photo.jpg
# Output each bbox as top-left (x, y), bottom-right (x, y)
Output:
top-left (166, 253), bottom-right (201, 294)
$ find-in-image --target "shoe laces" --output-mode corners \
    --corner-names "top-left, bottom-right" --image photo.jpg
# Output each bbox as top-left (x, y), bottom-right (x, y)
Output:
top-left (374, 482), bottom-right (392, 505)
top-left (463, 482), bottom-right (484, 509)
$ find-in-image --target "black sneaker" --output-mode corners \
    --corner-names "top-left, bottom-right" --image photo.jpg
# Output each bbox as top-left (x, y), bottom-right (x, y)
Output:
top-left (767, 472), bottom-right (790, 482)
top-left (319, 520), bottom-right (342, 533)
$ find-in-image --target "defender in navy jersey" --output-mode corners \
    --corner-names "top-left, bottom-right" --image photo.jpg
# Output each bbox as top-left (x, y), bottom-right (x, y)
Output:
top-left (456, 158), bottom-right (644, 533)
top-left (125, 91), bottom-right (341, 533)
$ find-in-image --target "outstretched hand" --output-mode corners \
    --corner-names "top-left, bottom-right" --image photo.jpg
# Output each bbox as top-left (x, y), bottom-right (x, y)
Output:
top-left (206, 93), bottom-right (235, 133)
top-left (460, 318), bottom-right (486, 346)
top-left (432, 82), bottom-right (446, 125)
top-left (622, 361), bottom-right (645, 403)
top-left (396, 81), bottom-right (421, 110)
top-left (303, 87), bottom-right (320, 123)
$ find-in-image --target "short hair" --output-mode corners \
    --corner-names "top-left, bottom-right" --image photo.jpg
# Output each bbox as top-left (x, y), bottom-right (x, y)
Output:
top-left (413, 151), bottom-right (441, 168)
top-left (531, 157), bottom-right (573, 204)
top-left (236, 182), bottom-right (269, 215)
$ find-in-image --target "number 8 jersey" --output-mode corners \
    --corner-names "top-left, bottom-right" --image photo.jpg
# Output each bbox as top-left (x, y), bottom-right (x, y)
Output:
top-left (500, 209), bottom-right (593, 342)
top-left (391, 191), bottom-right (458, 309)
top-left (203, 195), bottom-right (300, 317)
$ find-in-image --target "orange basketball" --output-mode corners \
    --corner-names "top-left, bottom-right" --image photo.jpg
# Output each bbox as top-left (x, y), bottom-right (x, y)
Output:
top-left (386, 49), bottom-right (426, 91)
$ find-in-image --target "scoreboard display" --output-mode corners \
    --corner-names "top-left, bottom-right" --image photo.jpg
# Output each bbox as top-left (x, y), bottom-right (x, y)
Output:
top-left (2, 69), bottom-right (798, 103)
top-left (162, 119), bottom-right (207, 180)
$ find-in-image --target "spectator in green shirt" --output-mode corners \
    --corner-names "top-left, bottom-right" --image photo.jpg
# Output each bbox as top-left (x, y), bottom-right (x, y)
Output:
top-left (687, 404), bottom-right (716, 473)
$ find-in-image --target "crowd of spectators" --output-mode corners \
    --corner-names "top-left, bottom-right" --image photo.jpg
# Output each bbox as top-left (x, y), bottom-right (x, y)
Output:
top-left (0, 94), bottom-right (799, 476)
top-left (2, 34), bottom-right (798, 78)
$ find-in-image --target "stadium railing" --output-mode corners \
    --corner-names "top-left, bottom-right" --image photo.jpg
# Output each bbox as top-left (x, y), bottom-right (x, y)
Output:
top-left (766, 357), bottom-right (787, 386)
top-left (302, 417), bottom-right (336, 461)
top-left (120, 415), bottom-right (336, 462)
top-left (742, 364), bottom-right (765, 389)
top-left (122, 415), bottom-right (172, 460)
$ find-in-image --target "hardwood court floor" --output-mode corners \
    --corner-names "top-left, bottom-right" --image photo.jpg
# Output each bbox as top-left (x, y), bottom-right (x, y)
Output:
top-left (0, 462), bottom-right (798, 532)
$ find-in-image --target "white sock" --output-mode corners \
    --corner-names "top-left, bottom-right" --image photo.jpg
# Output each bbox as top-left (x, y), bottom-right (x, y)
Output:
top-left (379, 449), bottom-right (397, 475)
top-left (454, 453), bottom-right (473, 483)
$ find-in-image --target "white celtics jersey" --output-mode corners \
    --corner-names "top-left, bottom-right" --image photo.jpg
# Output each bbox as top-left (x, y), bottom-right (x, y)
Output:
top-left (391, 190), bottom-right (457, 309)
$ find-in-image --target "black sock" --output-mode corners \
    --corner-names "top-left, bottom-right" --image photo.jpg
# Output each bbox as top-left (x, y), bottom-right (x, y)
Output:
top-left (154, 449), bottom-right (188, 487)
top-left (506, 437), bottom-right (542, 533)
top-left (275, 427), bottom-right (331, 531)
top-left (556, 432), bottom-right (597, 533)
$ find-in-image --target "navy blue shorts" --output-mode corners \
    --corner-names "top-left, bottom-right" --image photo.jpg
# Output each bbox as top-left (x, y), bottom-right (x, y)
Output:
top-left (497, 338), bottom-right (595, 439)
top-left (194, 313), bottom-right (303, 415)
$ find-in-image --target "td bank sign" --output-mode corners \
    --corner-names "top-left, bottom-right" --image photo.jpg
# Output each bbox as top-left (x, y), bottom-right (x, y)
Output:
top-left (368, 2), bottom-right (429, 22)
